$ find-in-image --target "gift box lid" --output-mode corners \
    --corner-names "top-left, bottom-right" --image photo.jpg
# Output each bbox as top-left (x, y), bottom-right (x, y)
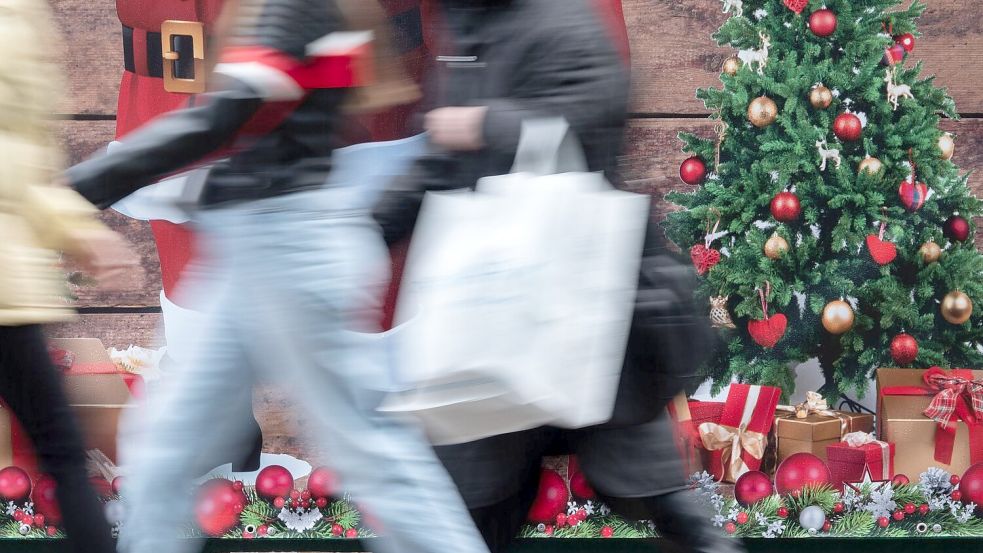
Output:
top-left (774, 411), bottom-right (874, 442)
top-left (827, 440), bottom-right (895, 464)
top-left (688, 401), bottom-right (724, 425)
top-left (877, 368), bottom-right (983, 424)
top-left (48, 339), bottom-right (133, 408)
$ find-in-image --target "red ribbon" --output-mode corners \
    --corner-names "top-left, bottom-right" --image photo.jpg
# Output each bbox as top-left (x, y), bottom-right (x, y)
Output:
top-left (881, 367), bottom-right (983, 465)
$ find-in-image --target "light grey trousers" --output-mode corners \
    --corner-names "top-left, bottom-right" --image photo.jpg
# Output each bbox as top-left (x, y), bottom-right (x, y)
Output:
top-left (116, 187), bottom-right (488, 553)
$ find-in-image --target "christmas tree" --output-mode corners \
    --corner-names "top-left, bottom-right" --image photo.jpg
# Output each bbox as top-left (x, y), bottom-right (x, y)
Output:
top-left (664, 0), bottom-right (982, 399)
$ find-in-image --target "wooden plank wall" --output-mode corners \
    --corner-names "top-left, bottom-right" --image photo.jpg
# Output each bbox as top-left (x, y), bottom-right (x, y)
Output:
top-left (48, 0), bottom-right (983, 461)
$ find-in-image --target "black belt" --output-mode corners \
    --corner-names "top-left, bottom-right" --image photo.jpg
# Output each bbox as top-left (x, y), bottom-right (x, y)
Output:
top-left (122, 25), bottom-right (198, 80)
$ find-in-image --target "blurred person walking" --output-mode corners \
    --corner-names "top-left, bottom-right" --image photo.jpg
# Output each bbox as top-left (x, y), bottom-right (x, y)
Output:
top-left (0, 1), bottom-right (139, 551)
top-left (373, 1), bottom-right (745, 552)
top-left (63, 2), bottom-right (489, 553)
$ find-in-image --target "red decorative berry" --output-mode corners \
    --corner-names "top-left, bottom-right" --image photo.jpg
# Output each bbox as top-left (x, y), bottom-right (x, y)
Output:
top-left (13, 510), bottom-right (23, 522)
top-left (242, 532), bottom-right (254, 540)
top-left (904, 503), bottom-right (916, 515)
top-left (544, 525), bottom-right (554, 536)
top-left (290, 499), bottom-right (300, 510)
top-left (301, 490), bottom-right (311, 501)
top-left (601, 525), bottom-right (614, 538)
top-left (878, 516), bottom-right (890, 528)
top-left (273, 497), bottom-right (286, 509)
top-left (833, 502), bottom-right (844, 514)
top-left (736, 512), bottom-right (749, 525)
top-left (892, 510), bottom-right (905, 521)
top-left (289, 489), bottom-right (301, 501)
top-left (919, 504), bottom-right (930, 516)
top-left (257, 524), bottom-right (269, 536)
top-left (23, 515), bottom-right (33, 527)
top-left (951, 490), bottom-right (963, 502)
top-left (777, 507), bottom-right (789, 519)
top-left (951, 475), bottom-right (962, 486)
top-left (331, 524), bottom-right (344, 536)
top-left (822, 521), bottom-right (832, 533)
top-left (316, 497), bottom-right (328, 509)
top-left (345, 528), bottom-right (358, 539)
top-left (724, 522), bottom-right (737, 535)
top-left (556, 513), bottom-right (567, 527)
top-left (33, 514), bottom-right (44, 528)
top-left (577, 508), bottom-right (587, 519)
top-left (232, 481), bottom-right (244, 492)
top-left (46, 526), bottom-right (57, 537)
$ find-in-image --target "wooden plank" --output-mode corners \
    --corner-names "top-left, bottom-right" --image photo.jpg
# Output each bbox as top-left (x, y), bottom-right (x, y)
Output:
top-left (619, 0), bottom-right (983, 115)
top-left (47, 313), bottom-right (162, 349)
top-left (51, 0), bottom-right (121, 116)
top-left (57, 120), bottom-right (163, 307)
top-left (620, 118), bottom-right (983, 249)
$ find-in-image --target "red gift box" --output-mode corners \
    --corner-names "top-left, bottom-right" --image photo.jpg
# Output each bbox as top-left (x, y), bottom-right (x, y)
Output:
top-left (827, 434), bottom-right (895, 488)
top-left (689, 401), bottom-right (725, 426)
top-left (698, 384), bottom-right (781, 482)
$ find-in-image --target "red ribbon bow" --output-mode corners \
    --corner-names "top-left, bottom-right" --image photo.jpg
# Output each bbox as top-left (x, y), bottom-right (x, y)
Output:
top-left (923, 366), bottom-right (983, 427)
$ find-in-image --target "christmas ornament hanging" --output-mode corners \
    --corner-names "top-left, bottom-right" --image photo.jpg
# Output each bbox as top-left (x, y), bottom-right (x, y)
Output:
top-left (735, 470), bottom-right (774, 506)
top-left (710, 296), bottom-right (736, 329)
top-left (919, 241), bottom-right (942, 263)
top-left (0, 466), bottom-right (32, 502)
top-left (691, 213), bottom-right (723, 275)
top-left (809, 84), bottom-right (833, 109)
top-left (527, 469), bottom-right (569, 523)
top-left (783, 0), bottom-right (808, 14)
top-left (899, 181), bottom-right (927, 211)
top-left (722, 56), bottom-right (742, 76)
top-left (680, 156), bottom-right (707, 185)
top-left (816, 139), bottom-right (841, 171)
top-left (195, 479), bottom-right (247, 537)
top-left (896, 33), bottom-right (916, 52)
top-left (833, 113), bottom-right (863, 142)
top-left (764, 233), bottom-right (790, 260)
top-left (859, 156), bottom-right (884, 175)
top-left (885, 68), bottom-right (914, 111)
top-left (256, 465), bottom-right (293, 501)
top-left (867, 217), bottom-right (897, 266)
top-left (748, 96), bottom-right (778, 128)
top-left (890, 333), bottom-right (919, 365)
top-left (822, 300), bottom-right (855, 335)
top-left (883, 44), bottom-right (906, 66)
top-left (808, 9), bottom-right (838, 38)
top-left (774, 453), bottom-right (832, 495)
top-left (748, 282), bottom-right (787, 349)
top-left (943, 215), bottom-right (971, 242)
top-left (798, 505), bottom-right (826, 531)
top-left (770, 191), bottom-right (801, 222)
top-left (941, 291), bottom-right (973, 325)
top-left (959, 463), bottom-right (983, 514)
top-left (938, 133), bottom-right (955, 160)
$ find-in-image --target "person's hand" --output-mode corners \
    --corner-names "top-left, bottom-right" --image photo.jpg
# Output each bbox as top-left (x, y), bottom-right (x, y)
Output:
top-left (70, 228), bottom-right (143, 292)
top-left (424, 106), bottom-right (488, 151)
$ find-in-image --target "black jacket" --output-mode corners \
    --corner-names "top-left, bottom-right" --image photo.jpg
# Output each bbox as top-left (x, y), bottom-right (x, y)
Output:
top-left (66, 0), bottom-right (348, 209)
top-left (371, 0), bottom-right (630, 245)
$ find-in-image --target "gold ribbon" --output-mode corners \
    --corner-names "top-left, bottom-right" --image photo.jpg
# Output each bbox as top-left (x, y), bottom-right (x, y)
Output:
top-left (698, 422), bottom-right (766, 482)
top-left (772, 391), bottom-right (853, 468)
top-left (714, 121), bottom-right (728, 169)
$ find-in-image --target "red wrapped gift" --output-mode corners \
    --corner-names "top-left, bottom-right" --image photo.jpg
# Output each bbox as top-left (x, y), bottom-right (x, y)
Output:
top-left (698, 384), bottom-right (781, 482)
top-left (689, 400), bottom-right (725, 426)
top-left (827, 432), bottom-right (895, 488)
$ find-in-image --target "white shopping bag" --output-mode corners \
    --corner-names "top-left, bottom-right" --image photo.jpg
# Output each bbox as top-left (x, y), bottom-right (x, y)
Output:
top-left (380, 119), bottom-right (650, 444)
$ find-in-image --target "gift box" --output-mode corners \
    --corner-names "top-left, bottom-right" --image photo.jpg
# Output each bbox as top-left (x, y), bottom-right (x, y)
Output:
top-left (0, 339), bottom-right (134, 474)
top-left (772, 394), bottom-right (874, 464)
top-left (667, 394), bottom-right (705, 474)
top-left (877, 367), bottom-right (983, 481)
top-left (827, 433), bottom-right (895, 488)
top-left (699, 384), bottom-right (781, 482)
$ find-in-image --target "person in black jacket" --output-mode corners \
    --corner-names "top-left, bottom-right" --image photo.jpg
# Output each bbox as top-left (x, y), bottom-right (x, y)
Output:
top-left (64, 2), bottom-right (489, 553)
top-left (373, 1), bottom-right (744, 552)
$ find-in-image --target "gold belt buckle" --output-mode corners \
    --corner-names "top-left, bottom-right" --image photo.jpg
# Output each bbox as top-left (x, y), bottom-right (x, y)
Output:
top-left (161, 20), bottom-right (206, 94)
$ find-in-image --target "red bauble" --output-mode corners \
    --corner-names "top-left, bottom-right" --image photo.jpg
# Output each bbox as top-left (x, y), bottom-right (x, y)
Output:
top-left (569, 471), bottom-right (596, 500)
top-left (734, 470), bottom-right (774, 506)
top-left (316, 497), bottom-right (328, 509)
top-left (331, 523), bottom-right (344, 536)
top-left (770, 192), bottom-right (802, 222)
top-left (32, 475), bottom-right (61, 526)
top-left (255, 465), bottom-right (293, 501)
top-left (777, 506), bottom-right (789, 519)
top-left (680, 156), bottom-right (707, 185)
top-left (808, 9), bottom-right (838, 38)
top-left (345, 528), bottom-right (358, 539)
top-left (944, 215), bottom-right (971, 242)
top-left (195, 478), bottom-right (247, 537)
top-left (951, 475), bottom-right (961, 486)
top-left (892, 473), bottom-right (912, 487)
top-left (959, 463), bottom-right (983, 513)
top-left (273, 496), bottom-right (285, 509)
top-left (112, 476), bottom-right (125, 496)
top-left (898, 181), bottom-right (928, 211)
top-left (0, 466), bottom-right (32, 502)
top-left (556, 512), bottom-right (567, 527)
top-left (890, 334), bottom-right (918, 366)
top-left (774, 453), bottom-right (832, 496)
top-left (896, 33), bottom-right (916, 52)
top-left (877, 516), bottom-right (890, 528)
top-left (919, 504), bottom-right (930, 515)
top-left (601, 525), bottom-right (614, 538)
top-left (823, 521), bottom-right (832, 533)
top-left (526, 469), bottom-right (569, 523)
top-left (883, 44), bottom-right (906, 66)
top-left (307, 466), bottom-right (338, 499)
top-left (833, 113), bottom-right (863, 142)
top-left (748, 313), bottom-right (788, 349)
top-left (736, 512), bottom-right (750, 525)
top-left (724, 521), bottom-right (737, 535)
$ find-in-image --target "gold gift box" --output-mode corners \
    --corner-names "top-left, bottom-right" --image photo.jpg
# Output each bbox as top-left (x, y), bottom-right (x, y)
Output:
top-left (772, 410), bottom-right (874, 464)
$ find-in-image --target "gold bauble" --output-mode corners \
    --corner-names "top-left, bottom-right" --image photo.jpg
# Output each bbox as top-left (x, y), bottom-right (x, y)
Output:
top-left (748, 96), bottom-right (778, 128)
top-left (918, 241), bottom-right (942, 264)
top-left (809, 84), bottom-right (833, 109)
top-left (858, 156), bottom-right (884, 176)
top-left (941, 291), bottom-right (973, 325)
top-left (722, 56), bottom-right (742, 76)
top-left (822, 300), bottom-right (855, 335)
top-left (939, 132), bottom-right (955, 161)
top-left (764, 233), bottom-right (790, 260)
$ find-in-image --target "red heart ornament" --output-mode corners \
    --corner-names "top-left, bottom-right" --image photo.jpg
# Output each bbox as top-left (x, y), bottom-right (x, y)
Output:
top-left (898, 180), bottom-right (928, 211)
top-left (783, 0), bottom-right (808, 14)
top-left (747, 314), bottom-right (788, 348)
top-left (690, 244), bottom-right (721, 275)
top-left (866, 234), bottom-right (897, 265)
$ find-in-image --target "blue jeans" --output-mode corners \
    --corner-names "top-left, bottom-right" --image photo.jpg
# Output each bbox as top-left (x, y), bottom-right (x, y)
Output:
top-left (117, 187), bottom-right (488, 553)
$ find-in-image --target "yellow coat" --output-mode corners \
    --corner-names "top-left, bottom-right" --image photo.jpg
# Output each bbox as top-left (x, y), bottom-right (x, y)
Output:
top-left (0, 0), bottom-right (108, 325)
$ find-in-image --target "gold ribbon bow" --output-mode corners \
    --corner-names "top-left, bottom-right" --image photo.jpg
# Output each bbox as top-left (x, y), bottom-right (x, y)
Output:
top-left (776, 391), bottom-right (838, 420)
top-left (698, 422), bottom-right (766, 482)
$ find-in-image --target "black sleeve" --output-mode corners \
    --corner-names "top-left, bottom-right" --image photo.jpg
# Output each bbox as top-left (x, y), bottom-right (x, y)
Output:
top-left (65, 77), bottom-right (264, 209)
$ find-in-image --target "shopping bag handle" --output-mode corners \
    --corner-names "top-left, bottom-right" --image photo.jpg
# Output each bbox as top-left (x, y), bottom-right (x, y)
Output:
top-left (510, 118), bottom-right (588, 176)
